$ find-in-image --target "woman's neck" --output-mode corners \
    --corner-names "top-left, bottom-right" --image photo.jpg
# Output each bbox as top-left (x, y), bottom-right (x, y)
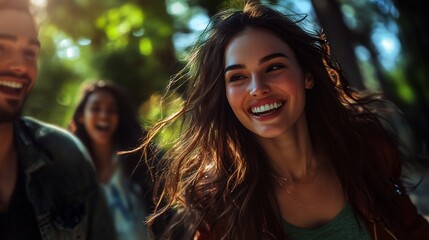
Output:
top-left (257, 121), bottom-right (316, 181)
top-left (90, 141), bottom-right (117, 183)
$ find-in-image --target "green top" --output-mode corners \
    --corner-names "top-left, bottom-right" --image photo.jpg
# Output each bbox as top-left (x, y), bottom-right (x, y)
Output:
top-left (283, 202), bottom-right (371, 240)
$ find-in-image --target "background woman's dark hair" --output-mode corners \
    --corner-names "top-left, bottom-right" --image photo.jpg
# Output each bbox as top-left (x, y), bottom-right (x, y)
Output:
top-left (144, 3), bottom-right (403, 239)
top-left (70, 81), bottom-right (150, 181)
top-left (69, 80), bottom-right (157, 212)
top-left (69, 81), bottom-right (143, 155)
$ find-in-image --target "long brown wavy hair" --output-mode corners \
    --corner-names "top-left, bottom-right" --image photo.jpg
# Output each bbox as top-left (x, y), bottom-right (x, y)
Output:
top-left (142, 3), bottom-right (403, 239)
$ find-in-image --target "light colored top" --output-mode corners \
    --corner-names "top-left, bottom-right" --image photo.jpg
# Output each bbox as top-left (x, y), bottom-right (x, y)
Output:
top-left (283, 202), bottom-right (371, 240)
top-left (102, 168), bottom-right (150, 240)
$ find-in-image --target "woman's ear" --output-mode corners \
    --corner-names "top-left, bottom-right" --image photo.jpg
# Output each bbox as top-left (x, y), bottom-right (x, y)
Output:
top-left (304, 73), bottom-right (314, 89)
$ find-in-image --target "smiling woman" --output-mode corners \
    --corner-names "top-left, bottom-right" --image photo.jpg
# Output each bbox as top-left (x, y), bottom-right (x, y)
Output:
top-left (68, 81), bottom-right (153, 240)
top-left (224, 28), bottom-right (313, 139)
top-left (140, 2), bottom-right (429, 240)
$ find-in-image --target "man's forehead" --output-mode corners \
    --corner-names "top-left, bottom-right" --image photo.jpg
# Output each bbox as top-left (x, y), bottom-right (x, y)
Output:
top-left (0, 9), bottom-right (38, 40)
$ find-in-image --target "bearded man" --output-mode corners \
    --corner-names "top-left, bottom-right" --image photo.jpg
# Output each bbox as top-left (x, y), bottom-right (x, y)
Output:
top-left (0, 1), bottom-right (116, 239)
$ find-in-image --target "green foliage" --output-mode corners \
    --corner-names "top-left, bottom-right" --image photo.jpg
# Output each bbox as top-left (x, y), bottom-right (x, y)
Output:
top-left (96, 3), bottom-right (145, 43)
top-left (26, 0), bottom-right (177, 129)
top-left (139, 93), bottom-right (183, 149)
top-left (388, 68), bottom-right (416, 104)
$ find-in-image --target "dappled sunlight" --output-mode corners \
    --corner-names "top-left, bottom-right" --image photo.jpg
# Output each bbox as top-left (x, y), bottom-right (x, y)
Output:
top-left (167, 0), bottom-right (189, 15)
top-left (30, 0), bottom-right (47, 8)
top-left (188, 13), bottom-right (209, 31)
top-left (371, 28), bottom-right (401, 69)
top-left (96, 3), bottom-right (145, 43)
top-left (355, 45), bottom-right (381, 91)
top-left (57, 38), bottom-right (80, 59)
top-left (139, 93), bottom-right (184, 149)
top-left (139, 38), bottom-right (153, 56)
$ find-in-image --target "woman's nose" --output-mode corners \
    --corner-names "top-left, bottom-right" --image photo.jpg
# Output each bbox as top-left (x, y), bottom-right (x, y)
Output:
top-left (249, 75), bottom-right (270, 97)
top-left (98, 109), bottom-right (110, 118)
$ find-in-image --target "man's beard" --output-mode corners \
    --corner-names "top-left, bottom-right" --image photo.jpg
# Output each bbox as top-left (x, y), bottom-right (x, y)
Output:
top-left (0, 99), bottom-right (24, 123)
top-left (0, 70), bottom-right (31, 123)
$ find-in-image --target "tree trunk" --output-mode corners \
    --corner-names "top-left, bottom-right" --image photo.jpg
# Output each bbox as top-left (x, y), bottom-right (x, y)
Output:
top-left (311, 0), bottom-right (365, 90)
top-left (391, 0), bottom-right (429, 154)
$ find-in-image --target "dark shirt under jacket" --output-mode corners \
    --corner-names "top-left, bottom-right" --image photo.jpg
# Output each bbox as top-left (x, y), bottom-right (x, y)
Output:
top-left (0, 159), bottom-right (42, 240)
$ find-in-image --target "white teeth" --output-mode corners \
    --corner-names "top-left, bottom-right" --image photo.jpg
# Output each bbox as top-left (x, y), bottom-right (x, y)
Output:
top-left (251, 101), bottom-right (283, 114)
top-left (97, 122), bottom-right (109, 127)
top-left (0, 81), bottom-right (23, 89)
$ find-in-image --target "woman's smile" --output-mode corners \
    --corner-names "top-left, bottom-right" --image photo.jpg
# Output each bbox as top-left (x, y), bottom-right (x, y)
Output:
top-left (224, 27), bottom-right (313, 139)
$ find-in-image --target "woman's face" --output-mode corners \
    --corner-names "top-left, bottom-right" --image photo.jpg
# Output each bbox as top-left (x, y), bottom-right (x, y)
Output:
top-left (224, 28), bottom-right (313, 139)
top-left (81, 89), bottom-right (119, 145)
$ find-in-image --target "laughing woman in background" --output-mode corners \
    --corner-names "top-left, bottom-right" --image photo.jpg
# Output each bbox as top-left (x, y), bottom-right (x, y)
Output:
top-left (69, 81), bottom-right (152, 240)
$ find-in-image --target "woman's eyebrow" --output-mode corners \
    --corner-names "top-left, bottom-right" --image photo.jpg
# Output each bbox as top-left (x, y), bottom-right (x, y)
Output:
top-left (225, 64), bottom-right (245, 73)
top-left (259, 52), bottom-right (288, 64)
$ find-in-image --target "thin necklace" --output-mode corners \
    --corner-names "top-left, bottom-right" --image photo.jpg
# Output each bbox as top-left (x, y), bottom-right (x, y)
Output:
top-left (270, 173), bottom-right (294, 183)
top-left (269, 155), bottom-right (319, 193)
top-left (269, 173), bottom-right (295, 193)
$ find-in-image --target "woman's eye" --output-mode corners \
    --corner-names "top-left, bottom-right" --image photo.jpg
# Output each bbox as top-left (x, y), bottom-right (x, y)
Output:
top-left (107, 108), bottom-right (118, 115)
top-left (90, 106), bottom-right (101, 113)
top-left (228, 74), bottom-right (246, 82)
top-left (267, 64), bottom-right (285, 72)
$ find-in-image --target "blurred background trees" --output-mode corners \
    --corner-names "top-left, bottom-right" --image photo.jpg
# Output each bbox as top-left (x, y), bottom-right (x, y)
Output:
top-left (25, 0), bottom-right (428, 158)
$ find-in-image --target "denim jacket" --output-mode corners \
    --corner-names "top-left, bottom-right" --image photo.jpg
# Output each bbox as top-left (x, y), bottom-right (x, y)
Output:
top-left (14, 117), bottom-right (117, 240)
